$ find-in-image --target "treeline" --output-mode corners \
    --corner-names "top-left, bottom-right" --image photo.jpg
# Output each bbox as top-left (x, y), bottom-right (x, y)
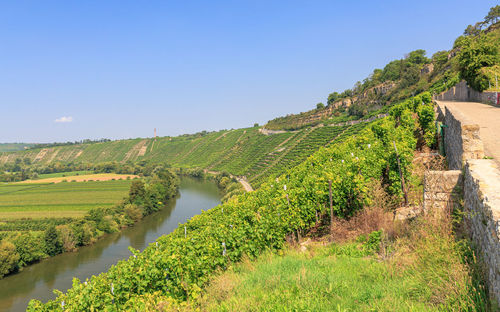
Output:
top-left (29, 138), bottom-right (111, 150)
top-left (0, 166), bottom-right (179, 279)
top-left (28, 93), bottom-right (433, 310)
top-left (0, 159), bottom-right (172, 182)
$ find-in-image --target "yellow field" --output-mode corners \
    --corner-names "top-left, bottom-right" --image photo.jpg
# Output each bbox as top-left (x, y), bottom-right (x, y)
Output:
top-left (16, 173), bottom-right (139, 184)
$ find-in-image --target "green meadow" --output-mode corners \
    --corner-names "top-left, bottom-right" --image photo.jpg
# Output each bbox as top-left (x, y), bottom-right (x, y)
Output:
top-left (0, 180), bottom-right (132, 219)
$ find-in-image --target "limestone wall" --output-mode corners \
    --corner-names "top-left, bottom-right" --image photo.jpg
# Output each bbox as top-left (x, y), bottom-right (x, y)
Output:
top-left (423, 170), bottom-right (462, 211)
top-left (464, 160), bottom-right (500, 305)
top-left (443, 105), bottom-right (484, 170)
top-left (434, 80), bottom-right (499, 105)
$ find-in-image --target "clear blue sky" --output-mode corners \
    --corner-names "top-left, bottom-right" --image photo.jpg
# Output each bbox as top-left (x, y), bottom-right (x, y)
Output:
top-left (0, 0), bottom-right (496, 142)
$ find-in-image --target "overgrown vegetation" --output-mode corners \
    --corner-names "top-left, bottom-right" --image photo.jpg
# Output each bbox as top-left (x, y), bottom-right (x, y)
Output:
top-left (456, 6), bottom-right (500, 91)
top-left (192, 211), bottom-right (486, 312)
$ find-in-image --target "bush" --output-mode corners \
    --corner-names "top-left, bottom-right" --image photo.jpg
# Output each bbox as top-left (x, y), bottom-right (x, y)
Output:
top-left (124, 204), bottom-right (143, 222)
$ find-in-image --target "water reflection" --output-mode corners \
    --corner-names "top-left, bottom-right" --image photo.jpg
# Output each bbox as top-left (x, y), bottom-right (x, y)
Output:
top-left (0, 177), bottom-right (221, 312)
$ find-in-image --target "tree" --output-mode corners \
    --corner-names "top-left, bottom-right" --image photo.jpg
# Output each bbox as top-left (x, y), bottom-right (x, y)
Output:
top-left (129, 180), bottom-right (146, 203)
top-left (381, 60), bottom-right (402, 82)
top-left (327, 92), bottom-right (340, 105)
top-left (464, 24), bottom-right (480, 36)
top-left (44, 225), bottom-right (62, 256)
top-left (0, 241), bottom-right (19, 277)
top-left (406, 49), bottom-right (429, 65)
top-left (13, 233), bottom-right (45, 266)
top-left (316, 102), bottom-right (325, 109)
top-left (432, 51), bottom-right (449, 71)
top-left (458, 35), bottom-right (498, 91)
top-left (484, 5), bottom-right (500, 26)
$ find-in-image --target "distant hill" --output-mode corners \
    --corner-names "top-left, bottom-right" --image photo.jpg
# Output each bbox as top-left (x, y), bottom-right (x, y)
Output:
top-left (0, 143), bottom-right (35, 153)
top-left (0, 121), bottom-right (373, 188)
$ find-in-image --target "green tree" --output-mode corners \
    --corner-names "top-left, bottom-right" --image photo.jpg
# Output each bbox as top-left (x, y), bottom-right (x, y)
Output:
top-left (316, 102), bottom-right (325, 109)
top-left (463, 24), bottom-right (480, 36)
top-left (432, 51), bottom-right (449, 71)
top-left (406, 49), bottom-right (429, 65)
top-left (13, 233), bottom-right (46, 266)
top-left (327, 92), bottom-right (340, 105)
top-left (129, 180), bottom-right (146, 203)
top-left (44, 225), bottom-right (62, 256)
top-left (458, 35), bottom-right (499, 91)
top-left (484, 5), bottom-right (499, 26)
top-left (0, 241), bottom-right (19, 277)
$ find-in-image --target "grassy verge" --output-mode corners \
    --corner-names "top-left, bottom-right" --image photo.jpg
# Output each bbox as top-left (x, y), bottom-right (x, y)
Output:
top-left (193, 211), bottom-right (489, 311)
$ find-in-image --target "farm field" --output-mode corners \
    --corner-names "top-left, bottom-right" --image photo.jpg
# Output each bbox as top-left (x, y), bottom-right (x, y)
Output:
top-left (0, 179), bottom-right (133, 219)
top-left (17, 173), bottom-right (139, 184)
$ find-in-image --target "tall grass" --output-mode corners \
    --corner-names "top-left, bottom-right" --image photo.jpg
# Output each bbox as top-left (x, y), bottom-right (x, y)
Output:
top-left (188, 207), bottom-right (490, 311)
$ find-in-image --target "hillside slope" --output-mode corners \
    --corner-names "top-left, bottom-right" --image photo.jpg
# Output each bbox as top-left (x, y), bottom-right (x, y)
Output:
top-left (0, 120), bottom-right (378, 187)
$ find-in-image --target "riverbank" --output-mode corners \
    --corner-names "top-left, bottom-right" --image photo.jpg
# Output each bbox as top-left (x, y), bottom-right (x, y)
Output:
top-left (0, 168), bottom-right (179, 280)
top-left (0, 177), bottom-right (221, 312)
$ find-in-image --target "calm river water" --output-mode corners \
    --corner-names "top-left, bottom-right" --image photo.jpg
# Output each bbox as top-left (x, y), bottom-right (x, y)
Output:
top-left (0, 177), bottom-right (221, 312)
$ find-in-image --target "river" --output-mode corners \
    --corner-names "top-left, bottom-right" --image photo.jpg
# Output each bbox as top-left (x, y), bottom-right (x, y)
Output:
top-left (0, 177), bottom-right (221, 312)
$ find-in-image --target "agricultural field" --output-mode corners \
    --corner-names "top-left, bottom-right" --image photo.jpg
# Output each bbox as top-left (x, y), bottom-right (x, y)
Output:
top-left (17, 173), bottom-right (138, 184)
top-left (0, 179), bottom-right (133, 220)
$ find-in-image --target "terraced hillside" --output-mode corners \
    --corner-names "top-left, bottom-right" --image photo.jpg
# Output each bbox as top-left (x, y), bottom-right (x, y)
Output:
top-left (0, 120), bottom-right (379, 187)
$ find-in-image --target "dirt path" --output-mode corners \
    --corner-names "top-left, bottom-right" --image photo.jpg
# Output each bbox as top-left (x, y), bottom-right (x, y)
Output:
top-left (436, 101), bottom-right (500, 166)
top-left (236, 177), bottom-right (254, 192)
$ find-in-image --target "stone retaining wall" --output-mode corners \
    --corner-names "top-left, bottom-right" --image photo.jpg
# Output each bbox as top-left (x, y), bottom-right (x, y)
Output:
top-left (434, 80), bottom-right (499, 105)
top-left (464, 160), bottom-right (500, 304)
top-left (430, 101), bottom-right (500, 305)
top-left (423, 170), bottom-right (462, 211)
top-left (443, 105), bottom-right (484, 170)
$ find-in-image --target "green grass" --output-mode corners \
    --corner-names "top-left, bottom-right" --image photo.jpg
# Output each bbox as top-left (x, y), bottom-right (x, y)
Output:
top-left (0, 180), bottom-right (132, 219)
top-left (198, 238), bottom-right (481, 312)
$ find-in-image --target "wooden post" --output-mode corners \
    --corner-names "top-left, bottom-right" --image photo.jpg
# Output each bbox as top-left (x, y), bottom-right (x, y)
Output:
top-left (328, 180), bottom-right (333, 226)
top-left (393, 141), bottom-right (409, 206)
